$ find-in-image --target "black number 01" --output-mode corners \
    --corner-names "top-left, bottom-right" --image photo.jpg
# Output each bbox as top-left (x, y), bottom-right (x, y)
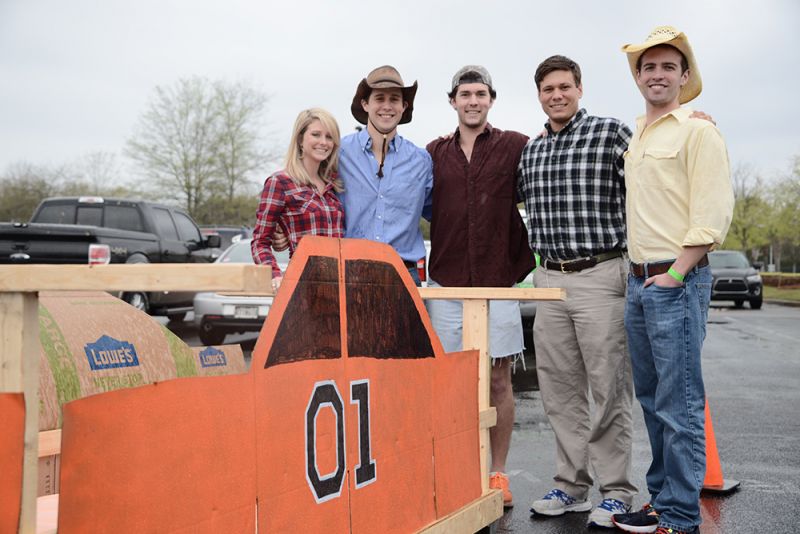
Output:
top-left (305, 379), bottom-right (377, 503)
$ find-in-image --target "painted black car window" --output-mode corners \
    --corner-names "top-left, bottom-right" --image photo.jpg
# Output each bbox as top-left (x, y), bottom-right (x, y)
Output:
top-left (345, 259), bottom-right (433, 359)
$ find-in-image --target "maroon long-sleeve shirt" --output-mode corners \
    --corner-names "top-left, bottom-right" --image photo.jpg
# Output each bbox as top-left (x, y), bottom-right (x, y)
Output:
top-left (426, 124), bottom-right (534, 287)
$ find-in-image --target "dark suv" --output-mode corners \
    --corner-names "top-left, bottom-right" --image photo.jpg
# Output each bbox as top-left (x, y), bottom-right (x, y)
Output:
top-left (708, 250), bottom-right (763, 309)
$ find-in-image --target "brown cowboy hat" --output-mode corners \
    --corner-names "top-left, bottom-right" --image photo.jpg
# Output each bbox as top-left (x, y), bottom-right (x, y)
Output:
top-left (350, 65), bottom-right (418, 125)
top-left (621, 25), bottom-right (702, 104)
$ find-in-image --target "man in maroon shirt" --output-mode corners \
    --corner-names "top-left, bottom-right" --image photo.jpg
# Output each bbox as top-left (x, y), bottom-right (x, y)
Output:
top-left (426, 66), bottom-right (535, 508)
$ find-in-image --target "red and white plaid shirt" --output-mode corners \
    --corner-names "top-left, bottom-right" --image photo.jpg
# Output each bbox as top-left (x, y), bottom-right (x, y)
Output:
top-left (251, 171), bottom-right (344, 277)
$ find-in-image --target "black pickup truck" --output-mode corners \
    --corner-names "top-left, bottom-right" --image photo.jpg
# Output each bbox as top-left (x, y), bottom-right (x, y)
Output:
top-left (0, 196), bottom-right (221, 319)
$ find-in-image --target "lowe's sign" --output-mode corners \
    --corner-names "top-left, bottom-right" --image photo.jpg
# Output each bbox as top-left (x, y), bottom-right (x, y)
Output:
top-left (199, 346), bottom-right (227, 368)
top-left (84, 335), bottom-right (140, 371)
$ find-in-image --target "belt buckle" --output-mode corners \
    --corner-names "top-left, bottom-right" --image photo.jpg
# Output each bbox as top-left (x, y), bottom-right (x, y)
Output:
top-left (560, 257), bottom-right (585, 273)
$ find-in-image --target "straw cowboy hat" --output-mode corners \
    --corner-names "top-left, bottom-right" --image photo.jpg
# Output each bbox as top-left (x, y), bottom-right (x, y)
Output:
top-left (351, 65), bottom-right (418, 125)
top-left (621, 25), bottom-right (702, 104)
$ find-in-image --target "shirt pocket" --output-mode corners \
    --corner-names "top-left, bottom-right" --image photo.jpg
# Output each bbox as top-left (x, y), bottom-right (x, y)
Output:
top-left (640, 148), bottom-right (682, 189)
top-left (282, 189), bottom-right (314, 216)
top-left (484, 173), bottom-right (514, 200)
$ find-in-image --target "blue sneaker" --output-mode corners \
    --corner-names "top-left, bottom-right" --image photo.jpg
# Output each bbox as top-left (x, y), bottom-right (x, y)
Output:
top-left (587, 498), bottom-right (631, 528)
top-left (530, 488), bottom-right (592, 516)
top-left (612, 503), bottom-right (659, 533)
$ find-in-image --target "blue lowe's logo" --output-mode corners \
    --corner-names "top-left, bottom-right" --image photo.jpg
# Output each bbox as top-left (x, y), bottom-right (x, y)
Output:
top-left (199, 346), bottom-right (227, 368)
top-left (84, 335), bottom-right (140, 370)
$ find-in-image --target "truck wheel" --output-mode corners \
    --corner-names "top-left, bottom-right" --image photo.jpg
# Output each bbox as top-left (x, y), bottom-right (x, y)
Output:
top-left (198, 327), bottom-right (226, 346)
top-left (750, 296), bottom-right (763, 310)
top-left (123, 292), bottom-right (150, 313)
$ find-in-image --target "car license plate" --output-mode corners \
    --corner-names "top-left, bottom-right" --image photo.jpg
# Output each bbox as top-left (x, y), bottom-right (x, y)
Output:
top-left (234, 306), bottom-right (258, 319)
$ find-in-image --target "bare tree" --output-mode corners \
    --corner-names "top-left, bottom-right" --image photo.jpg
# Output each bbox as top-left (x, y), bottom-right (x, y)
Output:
top-left (0, 162), bottom-right (58, 221)
top-left (125, 77), bottom-right (274, 218)
top-left (213, 80), bottom-right (275, 202)
top-left (77, 150), bottom-right (122, 193)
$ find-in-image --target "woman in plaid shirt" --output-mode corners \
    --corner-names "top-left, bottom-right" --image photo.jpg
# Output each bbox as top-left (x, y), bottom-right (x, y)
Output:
top-left (251, 108), bottom-right (345, 288)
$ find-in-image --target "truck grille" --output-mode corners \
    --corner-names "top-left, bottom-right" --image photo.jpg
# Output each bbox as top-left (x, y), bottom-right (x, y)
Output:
top-left (714, 279), bottom-right (748, 292)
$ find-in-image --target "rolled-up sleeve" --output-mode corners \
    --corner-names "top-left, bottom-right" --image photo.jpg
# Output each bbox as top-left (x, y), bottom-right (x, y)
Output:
top-left (683, 125), bottom-right (734, 250)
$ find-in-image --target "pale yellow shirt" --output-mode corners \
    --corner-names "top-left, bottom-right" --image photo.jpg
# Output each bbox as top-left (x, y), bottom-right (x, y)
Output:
top-left (624, 107), bottom-right (734, 264)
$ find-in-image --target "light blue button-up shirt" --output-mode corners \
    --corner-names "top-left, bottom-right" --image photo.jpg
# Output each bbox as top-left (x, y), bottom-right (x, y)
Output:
top-left (338, 128), bottom-right (433, 262)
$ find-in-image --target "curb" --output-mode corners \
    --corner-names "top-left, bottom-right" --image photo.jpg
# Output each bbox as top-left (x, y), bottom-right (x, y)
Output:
top-left (765, 299), bottom-right (800, 308)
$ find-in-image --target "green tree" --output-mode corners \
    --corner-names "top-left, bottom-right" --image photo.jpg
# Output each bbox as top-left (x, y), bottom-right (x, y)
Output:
top-left (724, 165), bottom-right (770, 260)
top-left (193, 192), bottom-right (260, 226)
top-left (768, 163), bottom-right (800, 271)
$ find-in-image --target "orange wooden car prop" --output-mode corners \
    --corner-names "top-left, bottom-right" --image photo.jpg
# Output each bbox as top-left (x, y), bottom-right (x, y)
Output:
top-left (57, 237), bottom-right (480, 533)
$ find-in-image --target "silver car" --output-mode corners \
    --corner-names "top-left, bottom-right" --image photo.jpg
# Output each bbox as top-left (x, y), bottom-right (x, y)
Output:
top-left (193, 238), bottom-right (289, 345)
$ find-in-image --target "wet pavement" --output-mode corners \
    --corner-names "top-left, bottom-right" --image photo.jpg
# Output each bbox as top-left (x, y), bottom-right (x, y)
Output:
top-left (496, 302), bottom-right (800, 533)
top-left (164, 301), bottom-right (800, 533)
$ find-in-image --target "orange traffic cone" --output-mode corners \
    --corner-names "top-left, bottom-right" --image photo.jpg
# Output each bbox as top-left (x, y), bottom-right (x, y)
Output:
top-left (702, 398), bottom-right (740, 494)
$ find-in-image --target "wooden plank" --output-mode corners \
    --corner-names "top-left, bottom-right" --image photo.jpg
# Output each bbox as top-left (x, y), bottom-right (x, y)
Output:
top-left (461, 299), bottom-right (490, 494)
top-left (225, 285), bottom-right (566, 300)
top-left (36, 494), bottom-right (58, 534)
top-left (0, 292), bottom-right (40, 534)
top-left (479, 408), bottom-right (497, 430)
top-left (37, 431), bottom-right (61, 458)
top-left (419, 286), bottom-right (565, 301)
top-left (417, 489), bottom-right (503, 534)
top-left (0, 264), bottom-right (271, 292)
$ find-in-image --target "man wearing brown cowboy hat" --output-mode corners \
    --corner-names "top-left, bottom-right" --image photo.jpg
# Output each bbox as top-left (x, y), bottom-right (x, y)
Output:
top-left (338, 65), bottom-right (433, 283)
top-left (612, 26), bottom-right (734, 534)
top-left (425, 65), bottom-right (535, 508)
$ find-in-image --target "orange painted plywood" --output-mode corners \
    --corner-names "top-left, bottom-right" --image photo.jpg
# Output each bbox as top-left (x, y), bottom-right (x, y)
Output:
top-left (58, 374), bottom-right (255, 534)
top-left (0, 393), bottom-right (25, 534)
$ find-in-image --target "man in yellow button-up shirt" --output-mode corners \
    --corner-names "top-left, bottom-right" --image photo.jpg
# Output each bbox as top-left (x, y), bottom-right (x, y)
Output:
top-left (612, 27), bottom-right (734, 534)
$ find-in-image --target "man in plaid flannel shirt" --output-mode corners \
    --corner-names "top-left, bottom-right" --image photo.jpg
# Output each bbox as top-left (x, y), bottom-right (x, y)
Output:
top-left (517, 55), bottom-right (637, 528)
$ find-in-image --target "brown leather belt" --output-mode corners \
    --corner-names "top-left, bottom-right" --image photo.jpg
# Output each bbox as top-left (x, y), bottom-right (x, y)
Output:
top-left (542, 250), bottom-right (623, 273)
top-left (403, 260), bottom-right (419, 269)
top-left (630, 254), bottom-right (709, 278)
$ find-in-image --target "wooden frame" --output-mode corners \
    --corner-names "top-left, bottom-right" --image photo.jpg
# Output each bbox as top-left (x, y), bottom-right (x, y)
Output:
top-left (1, 264), bottom-right (564, 533)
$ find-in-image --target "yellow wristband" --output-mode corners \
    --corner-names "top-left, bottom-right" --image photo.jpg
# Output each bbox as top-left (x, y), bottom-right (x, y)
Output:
top-left (667, 267), bottom-right (685, 282)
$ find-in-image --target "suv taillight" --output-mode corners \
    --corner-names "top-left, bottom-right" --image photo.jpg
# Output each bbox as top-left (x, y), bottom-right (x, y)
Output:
top-left (417, 258), bottom-right (426, 283)
top-left (88, 244), bottom-right (111, 265)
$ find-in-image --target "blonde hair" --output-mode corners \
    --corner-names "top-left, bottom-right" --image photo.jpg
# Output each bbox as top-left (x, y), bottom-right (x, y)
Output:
top-left (284, 108), bottom-right (343, 192)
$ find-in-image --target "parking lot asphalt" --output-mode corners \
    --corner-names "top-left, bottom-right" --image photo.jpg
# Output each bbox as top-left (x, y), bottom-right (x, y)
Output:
top-left (496, 302), bottom-right (800, 534)
top-left (165, 301), bottom-right (800, 533)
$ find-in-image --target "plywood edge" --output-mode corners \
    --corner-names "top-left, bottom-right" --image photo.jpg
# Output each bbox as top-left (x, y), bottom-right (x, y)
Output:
top-left (38, 430), bottom-right (61, 458)
top-left (0, 264), bottom-right (271, 292)
top-left (479, 408), bottom-right (497, 430)
top-left (419, 286), bottom-right (565, 301)
top-left (417, 490), bottom-right (503, 534)
top-left (36, 494), bottom-right (59, 534)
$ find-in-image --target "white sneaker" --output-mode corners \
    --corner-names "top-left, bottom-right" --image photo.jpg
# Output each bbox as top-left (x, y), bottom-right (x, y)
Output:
top-left (588, 498), bottom-right (632, 528)
top-left (530, 488), bottom-right (592, 516)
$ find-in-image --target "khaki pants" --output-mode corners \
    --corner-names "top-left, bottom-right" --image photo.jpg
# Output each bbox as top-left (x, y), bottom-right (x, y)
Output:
top-left (533, 257), bottom-right (637, 503)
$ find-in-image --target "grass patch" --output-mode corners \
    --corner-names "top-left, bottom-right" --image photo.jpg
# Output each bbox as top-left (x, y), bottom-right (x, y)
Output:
top-left (764, 286), bottom-right (800, 302)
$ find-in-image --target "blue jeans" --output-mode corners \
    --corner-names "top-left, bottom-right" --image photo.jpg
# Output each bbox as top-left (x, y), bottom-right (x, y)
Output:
top-left (407, 265), bottom-right (421, 287)
top-left (624, 264), bottom-right (712, 532)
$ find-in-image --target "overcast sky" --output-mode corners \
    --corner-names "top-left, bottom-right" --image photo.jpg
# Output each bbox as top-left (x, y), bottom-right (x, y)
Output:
top-left (2, 0), bottom-right (798, 186)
